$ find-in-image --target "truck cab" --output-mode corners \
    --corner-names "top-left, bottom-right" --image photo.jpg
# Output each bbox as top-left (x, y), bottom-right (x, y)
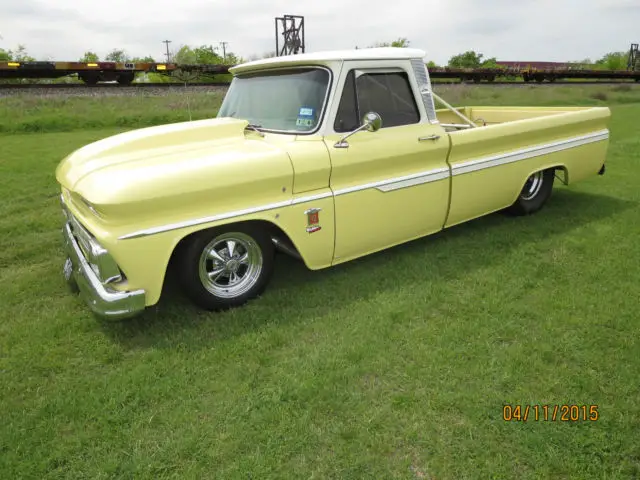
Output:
top-left (221, 48), bottom-right (453, 263)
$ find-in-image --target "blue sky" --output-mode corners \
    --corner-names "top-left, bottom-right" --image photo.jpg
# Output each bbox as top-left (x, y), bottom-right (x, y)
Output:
top-left (0, 0), bottom-right (638, 64)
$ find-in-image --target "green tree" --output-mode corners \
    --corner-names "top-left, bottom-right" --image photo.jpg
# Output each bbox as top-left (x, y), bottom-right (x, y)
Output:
top-left (371, 37), bottom-right (410, 48)
top-left (0, 49), bottom-right (10, 61)
top-left (131, 55), bottom-right (156, 63)
top-left (426, 60), bottom-right (439, 69)
top-left (193, 45), bottom-right (223, 64)
top-left (448, 50), bottom-right (498, 68)
top-left (171, 44), bottom-right (241, 65)
top-left (9, 45), bottom-right (35, 62)
top-left (568, 58), bottom-right (593, 68)
top-left (105, 49), bottom-right (129, 62)
top-left (480, 57), bottom-right (499, 68)
top-left (173, 45), bottom-right (197, 64)
top-left (448, 51), bottom-right (483, 68)
top-left (222, 52), bottom-right (243, 64)
top-left (79, 51), bottom-right (99, 62)
top-left (595, 52), bottom-right (627, 70)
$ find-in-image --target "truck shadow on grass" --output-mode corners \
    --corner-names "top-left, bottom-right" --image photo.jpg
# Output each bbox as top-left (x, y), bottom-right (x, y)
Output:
top-left (99, 189), bottom-right (636, 349)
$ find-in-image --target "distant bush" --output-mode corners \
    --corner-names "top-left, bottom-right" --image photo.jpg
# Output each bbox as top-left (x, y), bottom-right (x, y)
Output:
top-left (590, 91), bottom-right (608, 101)
top-left (612, 84), bottom-right (632, 92)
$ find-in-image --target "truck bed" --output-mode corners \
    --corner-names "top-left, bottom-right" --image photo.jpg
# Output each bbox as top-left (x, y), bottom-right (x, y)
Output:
top-left (436, 106), bottom-right (602, 128)
top-left (435, 105), bottom-right (610, 227)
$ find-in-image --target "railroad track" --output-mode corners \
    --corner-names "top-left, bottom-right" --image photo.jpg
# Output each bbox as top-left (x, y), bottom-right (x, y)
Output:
top-left (0, 80), bottom-right (636, 97)
top-left (1, 80), bottom-right (638, 90)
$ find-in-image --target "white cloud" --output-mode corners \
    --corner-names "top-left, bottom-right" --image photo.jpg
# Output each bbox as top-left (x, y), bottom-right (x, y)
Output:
top-left (0, 0), bottom-right (638, 64)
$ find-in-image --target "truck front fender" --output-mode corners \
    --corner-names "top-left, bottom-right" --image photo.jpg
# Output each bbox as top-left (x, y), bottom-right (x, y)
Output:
top-left (107, 191), bottom-right (336, 307)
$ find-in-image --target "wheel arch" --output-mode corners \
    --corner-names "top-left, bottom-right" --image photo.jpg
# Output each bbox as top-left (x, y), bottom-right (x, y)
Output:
top-left (509, 163), bottom-right (568, 205)
top-left (114, 196), bottom-right (335, 308)
top-left (168, 219), bottom-right (305, 269)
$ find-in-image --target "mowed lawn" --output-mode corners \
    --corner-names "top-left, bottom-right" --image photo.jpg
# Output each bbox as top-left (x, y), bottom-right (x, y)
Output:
top-left (1, 86), bottom-right (640, 479)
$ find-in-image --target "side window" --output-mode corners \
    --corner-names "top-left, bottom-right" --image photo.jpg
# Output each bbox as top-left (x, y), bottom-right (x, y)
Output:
top-left (333, 70), bottom-right (421, 133)
top-left (356, 72), bottom-right (420, 128)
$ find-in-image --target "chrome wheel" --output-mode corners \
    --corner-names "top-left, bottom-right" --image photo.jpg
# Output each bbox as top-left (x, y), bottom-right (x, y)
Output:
top-left (521, 171), bottom-right (544, 201)
top-left (198, 232), bottom-right (263, 299)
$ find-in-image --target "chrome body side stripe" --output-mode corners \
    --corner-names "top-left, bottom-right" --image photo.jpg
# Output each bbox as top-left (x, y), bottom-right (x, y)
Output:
top-left (119, 199), bottom-right (294, 239)
top-left (118, 129), bottom-right (608, 239)
top-left (452, 129), bottom-right (609, 176)
top-left (334, 166), bottom-right (450, 196)
top-left (291, 191), bottom-right (333, 204)
top-left (118, 168), bottom-right (450, 239)
top-left (374, 168), bottom-right (450, 192)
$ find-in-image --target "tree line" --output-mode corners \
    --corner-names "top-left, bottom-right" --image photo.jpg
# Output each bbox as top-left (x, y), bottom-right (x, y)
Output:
top-left (0, 44), bottom-right (243, 65)
top-left (0, 40), bottom-right (632, 71)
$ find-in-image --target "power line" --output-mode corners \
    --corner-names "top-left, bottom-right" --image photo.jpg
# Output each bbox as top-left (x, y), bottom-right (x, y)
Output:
top-left (220, 42), bottom-right (228, 61)
top-left (162, 40), bottom-right (172, 62)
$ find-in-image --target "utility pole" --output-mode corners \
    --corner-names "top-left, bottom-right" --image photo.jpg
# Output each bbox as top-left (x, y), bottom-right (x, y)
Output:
top-left (220, 41), bottom-right (228, 62)
top-left (162, 40), bottom-right (172, 62)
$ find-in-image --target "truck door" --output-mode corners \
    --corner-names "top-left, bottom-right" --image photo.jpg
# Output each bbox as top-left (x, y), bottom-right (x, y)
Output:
top-left (323, 64), bottom-right (451, 264)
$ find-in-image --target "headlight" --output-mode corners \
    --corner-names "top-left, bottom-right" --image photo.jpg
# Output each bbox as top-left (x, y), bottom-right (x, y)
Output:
top-left (77, 194), bottom-right (104, 218)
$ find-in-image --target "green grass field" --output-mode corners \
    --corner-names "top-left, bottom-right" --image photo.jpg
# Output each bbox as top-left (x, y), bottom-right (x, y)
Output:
top-left (1, 86), bottom-right (640, 479)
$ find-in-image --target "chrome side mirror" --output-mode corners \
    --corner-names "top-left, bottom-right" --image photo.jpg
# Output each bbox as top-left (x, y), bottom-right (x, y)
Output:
top-left (334, 112), bottom-right (382, 149)
top-left (362, 111), bottom-right (382, 132)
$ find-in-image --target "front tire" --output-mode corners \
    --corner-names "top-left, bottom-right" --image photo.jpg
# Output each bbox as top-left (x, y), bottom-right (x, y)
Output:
top-left (177, 225), bottom-right (275, 311)
top-left (505, 168), bottom-right (555, 216)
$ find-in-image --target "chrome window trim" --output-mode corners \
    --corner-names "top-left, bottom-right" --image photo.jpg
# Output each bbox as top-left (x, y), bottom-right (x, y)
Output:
top-left (220, 65), bottom-right (334, 136)
top-left (118, 129), bottom-right (608, 240)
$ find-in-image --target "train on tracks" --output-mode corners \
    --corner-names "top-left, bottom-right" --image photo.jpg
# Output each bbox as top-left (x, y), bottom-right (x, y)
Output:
top-left (1, 59), bottom-right (639, 85)
top-left (0, 60), bottom-right (231, 85)
top-left (432, 59), bottom-right (640, 83)
top-left (1, 43), bottom-right (639, 85)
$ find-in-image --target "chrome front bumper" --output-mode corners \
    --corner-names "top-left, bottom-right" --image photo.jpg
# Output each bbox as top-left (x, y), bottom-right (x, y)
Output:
top-left (62, 222), bottom-right (146, 320)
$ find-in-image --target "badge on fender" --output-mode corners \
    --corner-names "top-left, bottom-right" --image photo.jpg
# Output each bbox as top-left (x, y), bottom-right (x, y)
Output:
top-left (304, 208), bottom-right (322, 233)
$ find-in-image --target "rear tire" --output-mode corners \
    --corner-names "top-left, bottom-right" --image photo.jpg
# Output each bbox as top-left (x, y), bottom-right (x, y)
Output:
top-left (505, 169), bottom-right (555, 216)
top-left (176, 225), bottom-right (275, 311)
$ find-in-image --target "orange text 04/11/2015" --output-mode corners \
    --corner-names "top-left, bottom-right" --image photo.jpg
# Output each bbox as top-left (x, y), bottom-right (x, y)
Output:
top-left (503, 404), bottom-right (600, 422)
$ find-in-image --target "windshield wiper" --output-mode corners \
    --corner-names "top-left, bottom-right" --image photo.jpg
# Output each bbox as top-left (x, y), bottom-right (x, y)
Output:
top-left (245, 123), bottom-right (265, 137)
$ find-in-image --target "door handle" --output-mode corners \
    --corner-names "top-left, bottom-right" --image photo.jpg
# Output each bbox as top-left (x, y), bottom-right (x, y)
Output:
top-left (418, 135), bottom-right (441, 142)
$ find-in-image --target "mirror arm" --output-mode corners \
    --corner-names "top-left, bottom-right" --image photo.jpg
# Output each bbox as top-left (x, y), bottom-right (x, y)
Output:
top-left (333, 124), bottom-right (369, 149)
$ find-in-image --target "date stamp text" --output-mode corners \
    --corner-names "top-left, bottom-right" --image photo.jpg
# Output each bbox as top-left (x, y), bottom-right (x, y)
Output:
top-left (503, 404), bottom-right (599, 422)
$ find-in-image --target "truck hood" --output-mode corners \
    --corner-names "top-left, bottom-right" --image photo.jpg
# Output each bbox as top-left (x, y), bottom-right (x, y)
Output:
top-left (56, 118), bottom-right (295, 223)
top-left (57, 117), bottom-right (259, 189)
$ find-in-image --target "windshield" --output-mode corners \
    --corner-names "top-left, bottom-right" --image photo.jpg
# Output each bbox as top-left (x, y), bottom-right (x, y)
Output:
top-left (217, 67), bottom-right (331, 133)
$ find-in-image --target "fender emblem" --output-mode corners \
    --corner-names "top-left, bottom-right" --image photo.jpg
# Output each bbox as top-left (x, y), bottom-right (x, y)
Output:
top-left (304, 208), bottom-right (322, 233)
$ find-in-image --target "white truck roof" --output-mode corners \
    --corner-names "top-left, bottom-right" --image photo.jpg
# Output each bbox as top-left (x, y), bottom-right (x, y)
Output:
top-left (230, 47), bottom-right (427, 74)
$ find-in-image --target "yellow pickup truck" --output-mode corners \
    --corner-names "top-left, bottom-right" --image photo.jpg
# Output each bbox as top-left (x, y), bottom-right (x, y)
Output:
top-left (56, 48), bottom-right (611, 320)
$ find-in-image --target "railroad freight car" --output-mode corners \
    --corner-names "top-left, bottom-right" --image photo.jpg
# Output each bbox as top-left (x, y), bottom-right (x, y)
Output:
top-left (0, 61), bottom-right (231, 85)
